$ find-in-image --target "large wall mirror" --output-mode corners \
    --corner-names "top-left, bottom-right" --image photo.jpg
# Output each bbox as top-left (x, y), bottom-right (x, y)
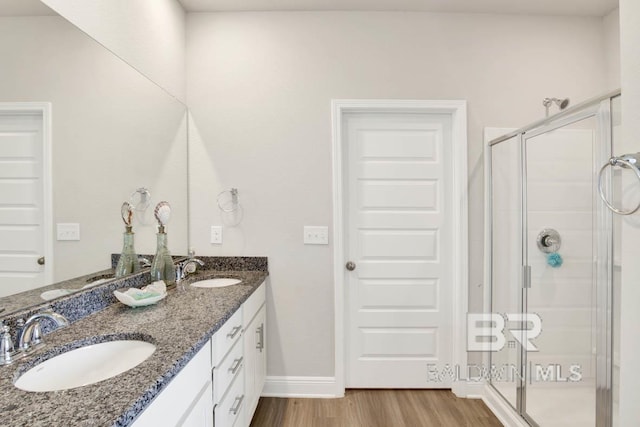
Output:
top-left (0, 0), bottom-right (188, 316)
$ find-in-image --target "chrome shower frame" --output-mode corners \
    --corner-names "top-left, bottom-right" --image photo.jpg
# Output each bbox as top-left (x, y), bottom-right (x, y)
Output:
top-left (486, 89), bottom-right (619, 427)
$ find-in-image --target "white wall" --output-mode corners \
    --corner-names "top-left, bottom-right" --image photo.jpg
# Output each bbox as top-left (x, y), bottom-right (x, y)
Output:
top-left (616, 0), bottom-right (640, 424)
top-left (604, 8), bottom-right (621, 90)
top-left (40, 0), bottom-right (186, 102)
top-left (186, 11), bottom-right (608, 379)
top-left (0, 16), bottom-right (188, 282)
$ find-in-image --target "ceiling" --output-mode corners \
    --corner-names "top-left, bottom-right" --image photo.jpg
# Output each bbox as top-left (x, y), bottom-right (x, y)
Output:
top-left (178, 0), bottom-right (618, 17)
top-left (0, 0), bottom-right (618, 18)
top-left (0, 0), bottom-right (55, 16)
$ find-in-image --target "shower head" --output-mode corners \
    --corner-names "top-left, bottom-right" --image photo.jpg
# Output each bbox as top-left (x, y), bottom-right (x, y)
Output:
top-left (557, 98), bottom-right (570, 109)
top-left (543, 97), bottom-right (570, 116)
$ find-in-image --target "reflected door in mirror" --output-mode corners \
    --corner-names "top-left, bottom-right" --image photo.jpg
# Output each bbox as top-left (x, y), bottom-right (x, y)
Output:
top-left (0, 108), bottom-right (50, 298)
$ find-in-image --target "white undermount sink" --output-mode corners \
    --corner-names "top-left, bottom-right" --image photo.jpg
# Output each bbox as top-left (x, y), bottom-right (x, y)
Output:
top-left (190, 278), bottom-right (242, 288)
top-left (14, 340), bottom-right (156, 392)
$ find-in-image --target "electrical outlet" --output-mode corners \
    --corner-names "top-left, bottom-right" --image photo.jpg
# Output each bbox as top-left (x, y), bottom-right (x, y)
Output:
top-left (304, 226), bottom-right (329, 245)
top-left (57, 223), bottom-right (80, 241)
top-left (210, 226), bottom-right (223, 244)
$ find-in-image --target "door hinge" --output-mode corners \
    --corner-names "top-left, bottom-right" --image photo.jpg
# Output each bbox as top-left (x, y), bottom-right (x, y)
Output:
top-left (523, 265), bottom-right (531, 288)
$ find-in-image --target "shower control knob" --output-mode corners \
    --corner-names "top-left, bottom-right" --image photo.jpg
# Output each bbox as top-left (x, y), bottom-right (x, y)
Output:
top-left (346, 261), bottom-right (356, 271)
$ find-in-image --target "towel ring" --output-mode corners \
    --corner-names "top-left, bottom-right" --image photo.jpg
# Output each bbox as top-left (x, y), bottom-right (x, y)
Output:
top-left (130, 187), bottom-right (152, 212)
top-left (217, 188), bottom-right (240, 213)
top-left (598, 155), bottom-right (640, 215)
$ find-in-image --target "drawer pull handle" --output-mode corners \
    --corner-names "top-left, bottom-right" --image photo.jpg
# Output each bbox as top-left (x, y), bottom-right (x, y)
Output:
top-left (256, 324), bottom-right (264, 352)
top-left (229, 395), bottom-right (244, 415)
top-left (227, 326), bottom-right (242, 339)
top-left (229, 356), bottom-right (243, 374)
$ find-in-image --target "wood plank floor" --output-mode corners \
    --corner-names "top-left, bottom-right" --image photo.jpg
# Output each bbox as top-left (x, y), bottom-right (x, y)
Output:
top-left (250, 389), bottom-right (503, 427)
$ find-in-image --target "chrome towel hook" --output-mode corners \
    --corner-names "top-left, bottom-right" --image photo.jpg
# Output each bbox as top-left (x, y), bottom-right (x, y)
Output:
top-left (598, 152), bottom-right (640, 215)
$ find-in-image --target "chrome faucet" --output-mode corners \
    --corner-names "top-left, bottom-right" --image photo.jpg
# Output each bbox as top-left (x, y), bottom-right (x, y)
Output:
top-left (17, 311), bottom-right (69, 352)
top-left (138, 256), bottom-right (152, 268)
top-left (175, 255), bottom-right (205, 282)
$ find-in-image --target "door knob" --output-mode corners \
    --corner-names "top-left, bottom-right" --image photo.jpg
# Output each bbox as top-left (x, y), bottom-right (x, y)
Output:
top-left (37, 257), bottom-right (45, 266)
top-left (346, 261), bottom-right (356, 271)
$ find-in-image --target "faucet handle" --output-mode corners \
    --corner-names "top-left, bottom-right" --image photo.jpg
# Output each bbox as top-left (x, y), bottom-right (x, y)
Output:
top-left (0, 324), bottom-right (20, 365)
top-left (1, 325), bottom-right (14, 352)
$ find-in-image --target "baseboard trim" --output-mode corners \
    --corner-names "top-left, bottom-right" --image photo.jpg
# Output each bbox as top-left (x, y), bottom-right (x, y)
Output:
top-left (458, 381), bottom-right (485, 399)
top-left (262, 376), bottom-right (338, 398)
top-left (481, 384), bottom-right (529, 427)
top-left (451, 380), bottom-right (484, 398)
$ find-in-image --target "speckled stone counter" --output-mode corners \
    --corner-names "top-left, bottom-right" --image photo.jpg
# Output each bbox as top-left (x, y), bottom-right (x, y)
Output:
top-left (0, 268), bottom-right (115, 318)
top-left (0, 265), bottom-right (268, 427)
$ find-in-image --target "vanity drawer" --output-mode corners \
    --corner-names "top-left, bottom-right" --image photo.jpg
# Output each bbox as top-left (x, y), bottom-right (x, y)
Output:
top-left (243, 282), bottom-right (266, 327)
top-left (212, 336), bottom-right (243, 405)
top-left (212, 307), bottom-right (243, 367)
top-left (214, 367), bottom-right (245, 427)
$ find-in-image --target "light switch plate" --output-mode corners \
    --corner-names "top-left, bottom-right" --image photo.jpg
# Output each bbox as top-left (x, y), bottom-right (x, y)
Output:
top-left (57, 223), bottom-right (80, 241)
top-left (210, 226), bottom-right (223, 244)
top-left (304, 226), bottom-right (329, 245)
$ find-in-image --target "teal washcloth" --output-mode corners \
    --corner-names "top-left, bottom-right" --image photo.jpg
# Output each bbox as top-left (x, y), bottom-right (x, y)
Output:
top-left (547, 252), bottom-right (563, 268)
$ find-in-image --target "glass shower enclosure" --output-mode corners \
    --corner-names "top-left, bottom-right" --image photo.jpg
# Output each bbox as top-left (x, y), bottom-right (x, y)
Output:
top-left (486, 91), bottom-right (621, 427)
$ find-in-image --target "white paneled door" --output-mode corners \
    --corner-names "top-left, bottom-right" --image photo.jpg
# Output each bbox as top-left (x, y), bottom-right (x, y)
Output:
top-left (0, 111), bottom-right (48, 297)
top-left (345, 112), bottom-right (453, 388)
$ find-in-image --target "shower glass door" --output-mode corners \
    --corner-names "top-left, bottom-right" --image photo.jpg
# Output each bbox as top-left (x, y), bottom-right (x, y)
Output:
top-left (488, 92), bottom-right (616, 427)
top-left (489, 134), bottom-right (522, 412)
top-left (522, 107), bottom-right (610, 427)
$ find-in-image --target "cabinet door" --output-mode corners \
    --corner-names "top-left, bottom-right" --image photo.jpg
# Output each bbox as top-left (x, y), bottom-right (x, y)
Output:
top-left (254, 305), bottom-right (267, 397)
top-left (180, 383), bottom-right (214, 427)
top-left (132, 342), bottom-right (212, 427)
top-left (244, 304), bottom-right (266, 425)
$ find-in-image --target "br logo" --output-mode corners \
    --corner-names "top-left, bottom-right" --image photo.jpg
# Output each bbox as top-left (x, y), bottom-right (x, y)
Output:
top-left (467, 313), bottom-right (542, 352)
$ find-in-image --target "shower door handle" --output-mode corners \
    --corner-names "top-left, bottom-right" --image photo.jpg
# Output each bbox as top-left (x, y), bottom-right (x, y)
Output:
top-left (523, 265), bottom-right (531, 289)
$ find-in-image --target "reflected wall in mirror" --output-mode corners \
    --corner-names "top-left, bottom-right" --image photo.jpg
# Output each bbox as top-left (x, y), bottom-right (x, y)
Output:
top-left (39, 0), bottom-right (186, 103)
top-left (0, 0), bottom-right (188, 315)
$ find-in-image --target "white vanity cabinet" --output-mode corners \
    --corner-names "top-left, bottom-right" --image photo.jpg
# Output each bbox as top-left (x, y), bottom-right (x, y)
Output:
top-left (243, 285), bottom-right (267, 424)
top-left (130, 281), bottom-right (266, 427)
top-left (131, 341), bottom-right (213, 427)
top-left (214, 281), bottom-right (266, 427)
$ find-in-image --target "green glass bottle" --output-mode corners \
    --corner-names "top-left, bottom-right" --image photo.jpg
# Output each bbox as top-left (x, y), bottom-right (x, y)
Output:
top-left (115, 226), bottom-right (140, 278)
top-left (150, 225), bottom-right (176, 286)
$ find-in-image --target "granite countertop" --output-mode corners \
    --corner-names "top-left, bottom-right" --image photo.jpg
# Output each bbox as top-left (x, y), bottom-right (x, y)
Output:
top-left (0, 268), bottom-right (268, 427)
top-left (0, 269), bottom-right (115, 318)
